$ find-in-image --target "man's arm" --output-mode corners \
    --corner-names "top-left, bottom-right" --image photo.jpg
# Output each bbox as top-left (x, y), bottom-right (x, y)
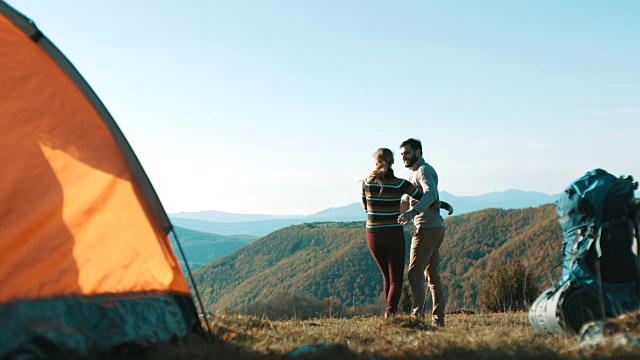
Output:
top-left (407, 166), bottom-right (438, 214)
top-left (398, 167), bottom-right (439, 224)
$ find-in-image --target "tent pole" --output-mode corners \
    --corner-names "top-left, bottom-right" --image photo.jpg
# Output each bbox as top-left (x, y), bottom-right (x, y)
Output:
top-left (170, 228), bottom-right (215, 343)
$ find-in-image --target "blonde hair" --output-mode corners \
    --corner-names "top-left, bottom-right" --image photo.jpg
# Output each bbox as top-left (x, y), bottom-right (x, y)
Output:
top-left (367, 148), bottom-right (394, 193)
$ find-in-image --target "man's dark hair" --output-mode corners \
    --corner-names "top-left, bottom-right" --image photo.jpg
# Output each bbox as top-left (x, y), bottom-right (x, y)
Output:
top-left (400, 138), bottom-right (422, 153)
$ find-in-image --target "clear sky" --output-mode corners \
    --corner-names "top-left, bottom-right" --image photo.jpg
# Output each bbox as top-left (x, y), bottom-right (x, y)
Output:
top-left (8, 1), bottom-right (640, 215)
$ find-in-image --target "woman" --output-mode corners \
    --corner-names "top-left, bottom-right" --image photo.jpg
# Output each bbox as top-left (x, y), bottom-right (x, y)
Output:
top-left (361, 148), bottom-right (424, 318)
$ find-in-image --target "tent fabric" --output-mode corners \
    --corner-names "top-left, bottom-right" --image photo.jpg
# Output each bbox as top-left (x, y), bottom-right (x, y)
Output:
top-left (0, 1), bottom-right (199, 356)
top-left (1, 292), bottom-right (196, 357)
top-left (0, 2), bottom-right (172, 235)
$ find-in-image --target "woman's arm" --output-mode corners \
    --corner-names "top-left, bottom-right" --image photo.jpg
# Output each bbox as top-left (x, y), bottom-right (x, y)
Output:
top-left (439, 200), bottom-right (454, 215)
top-left (361, 181), bottom-right (368, 212)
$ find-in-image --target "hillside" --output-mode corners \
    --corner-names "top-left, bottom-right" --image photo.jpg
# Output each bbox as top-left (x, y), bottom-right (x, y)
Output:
top-left (170, 226), bottom-right (257, 270)
top-left (440, 205), bottom-right (562, 309)
top-left (193, 204), bottom-right (563, 312)
top-left (192, 222), bottom-right (381, 310)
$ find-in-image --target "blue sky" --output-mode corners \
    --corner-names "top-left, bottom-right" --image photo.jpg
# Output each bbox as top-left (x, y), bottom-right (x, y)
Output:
top-left (9, 1), bottom-right (640, 215)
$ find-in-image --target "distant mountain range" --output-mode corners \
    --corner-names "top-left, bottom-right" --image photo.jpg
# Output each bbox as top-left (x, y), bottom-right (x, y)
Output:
top-left (170, 189), bottom-right (559, 237)
top-left (439, 189), bottom-right (559, 215)
top-left (170, 210), bottom-right (298, 223)
top-left (192, 204), bottom-right (563, 312)
top-left (169, 218), bottom-right (310, 237)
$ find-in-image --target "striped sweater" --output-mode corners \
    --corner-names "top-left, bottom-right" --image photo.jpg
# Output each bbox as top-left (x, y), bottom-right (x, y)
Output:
top-left (361, 170), bottom-right (423, 232)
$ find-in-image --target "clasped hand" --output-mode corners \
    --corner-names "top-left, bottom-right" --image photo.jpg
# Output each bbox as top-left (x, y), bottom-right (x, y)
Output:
top-left (397, 209), bottom-right (416, 225)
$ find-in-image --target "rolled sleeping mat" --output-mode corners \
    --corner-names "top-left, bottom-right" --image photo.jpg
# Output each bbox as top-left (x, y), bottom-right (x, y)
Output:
top-left (560, 283), bottom-right (603, 333)
top-left (529, 287), bottom-right (563, 335)
top-left (529, 281), bottom-right (604, 335)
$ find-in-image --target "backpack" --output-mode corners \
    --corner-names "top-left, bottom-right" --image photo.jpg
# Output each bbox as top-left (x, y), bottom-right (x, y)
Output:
top-left (529, 169), bottom-right (640, 334)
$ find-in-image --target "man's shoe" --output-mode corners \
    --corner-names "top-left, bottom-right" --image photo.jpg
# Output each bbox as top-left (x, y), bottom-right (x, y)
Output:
top-left (431, 316), bottom-right (445, 327)
top-left (410, 312), bottom-right (424, 320)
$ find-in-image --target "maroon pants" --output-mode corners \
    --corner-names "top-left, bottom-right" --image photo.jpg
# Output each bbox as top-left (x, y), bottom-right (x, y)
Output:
top-left (367, 227), bottom-right (406, 314)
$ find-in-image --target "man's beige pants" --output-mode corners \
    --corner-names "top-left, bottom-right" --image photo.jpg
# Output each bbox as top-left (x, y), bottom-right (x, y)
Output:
top-left (408, 226), bottom-right (445, 324)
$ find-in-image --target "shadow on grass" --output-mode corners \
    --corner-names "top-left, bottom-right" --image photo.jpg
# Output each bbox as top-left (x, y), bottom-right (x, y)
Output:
top-left (86, 333), bottom-right (272, 360)
top-left (384, 347), bottom-right (640, 360)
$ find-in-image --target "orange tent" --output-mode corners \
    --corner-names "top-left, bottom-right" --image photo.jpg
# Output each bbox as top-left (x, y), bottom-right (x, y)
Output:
top-left (0, 1), bottom-right (199, 356)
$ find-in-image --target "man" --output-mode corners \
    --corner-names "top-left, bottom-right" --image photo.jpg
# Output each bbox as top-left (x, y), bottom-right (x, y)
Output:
top-left (397, 138), bottom-right (446, 327)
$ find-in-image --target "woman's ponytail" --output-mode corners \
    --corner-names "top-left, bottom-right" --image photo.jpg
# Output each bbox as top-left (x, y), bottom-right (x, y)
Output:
top-left (366, 148), bottom-right (394, 193)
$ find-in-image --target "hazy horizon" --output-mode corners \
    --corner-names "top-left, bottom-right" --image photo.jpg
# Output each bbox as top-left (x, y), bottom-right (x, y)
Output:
top-left (170, 188), bottom-right (559, 216)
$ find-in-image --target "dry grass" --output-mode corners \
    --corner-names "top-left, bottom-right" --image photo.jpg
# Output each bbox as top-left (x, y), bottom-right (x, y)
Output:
top-left (191, 312), bottom-right (640, 359)
top-left (603, 311), bottom-right (640, 336)
top-left (99, 312), bottom-right (640, 359)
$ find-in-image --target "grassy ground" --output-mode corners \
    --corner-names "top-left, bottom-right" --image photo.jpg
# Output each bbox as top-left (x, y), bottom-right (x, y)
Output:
top-left (104, 312), bottom-right (640, 359)
top-left (196, 312), bottom-right (640, 359)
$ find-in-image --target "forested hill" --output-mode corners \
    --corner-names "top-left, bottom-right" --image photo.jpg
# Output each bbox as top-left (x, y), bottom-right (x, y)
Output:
top-left (170, 226), bottom-right (257, 270)
top-left (193, 204), bottom-right (563, 312)
top-left (440, 204), bottom-right (562, 309)
top-left (192, 222), bottom-right (378, 310)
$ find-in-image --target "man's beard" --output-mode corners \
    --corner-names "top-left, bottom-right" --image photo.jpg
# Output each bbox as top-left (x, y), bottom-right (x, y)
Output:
top-left (404, 154), bottom-right (418, 168)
